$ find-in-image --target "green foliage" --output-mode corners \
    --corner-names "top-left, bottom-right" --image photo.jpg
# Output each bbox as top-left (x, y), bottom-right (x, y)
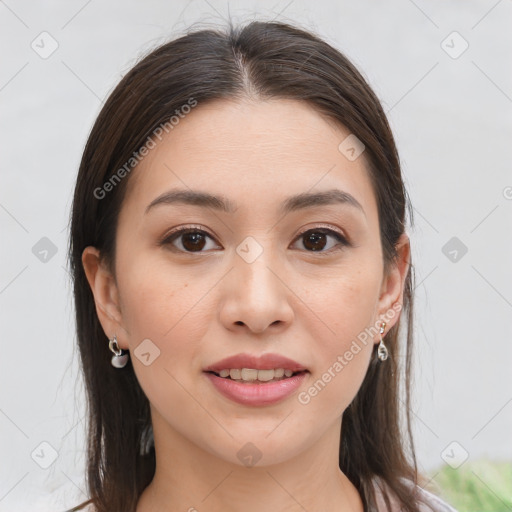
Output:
top-left (427, 459), bottom-right (512, 512)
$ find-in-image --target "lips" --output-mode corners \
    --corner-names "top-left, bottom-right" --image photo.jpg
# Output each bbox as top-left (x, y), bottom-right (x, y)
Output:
top-left (205, 371), bottom-right (308, 406)
top-left (203, 352), bottom-right (308, 374)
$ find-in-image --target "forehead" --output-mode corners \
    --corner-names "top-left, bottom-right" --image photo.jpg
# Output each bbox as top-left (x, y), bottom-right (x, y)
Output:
top-left (120, 98), bottom-right (377, 221)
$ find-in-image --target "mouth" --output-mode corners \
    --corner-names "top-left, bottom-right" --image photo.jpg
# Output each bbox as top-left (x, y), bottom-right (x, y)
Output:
top-left (203, 369), bottom-right (310, 406)
top-left (202, 353), bottom-right (309, 404)
top-left (204, 369), bottom-right (309, 383)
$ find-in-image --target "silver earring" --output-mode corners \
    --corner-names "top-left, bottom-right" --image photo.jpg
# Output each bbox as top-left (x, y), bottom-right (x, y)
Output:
top-left (377, 321), bottom-right (388, 361)
top-left (109, 334), bottom-right (129, 368)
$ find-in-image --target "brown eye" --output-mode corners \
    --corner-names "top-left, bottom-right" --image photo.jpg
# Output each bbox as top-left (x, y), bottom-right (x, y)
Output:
top-left (161, 228), bottom-right (219, 253)
top-left (293, 228), bottom-right (349, 253)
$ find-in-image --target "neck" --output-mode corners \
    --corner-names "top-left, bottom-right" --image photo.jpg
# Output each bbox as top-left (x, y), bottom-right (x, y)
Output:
top-left (136, 408), bottom-right (364, 512)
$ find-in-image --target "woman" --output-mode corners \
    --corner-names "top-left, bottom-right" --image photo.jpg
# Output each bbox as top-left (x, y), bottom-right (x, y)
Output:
top-left (67, 19), bottom-right (458, 512)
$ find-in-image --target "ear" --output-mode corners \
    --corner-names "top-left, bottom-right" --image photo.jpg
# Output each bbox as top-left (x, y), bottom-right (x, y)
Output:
top-left (82, 246), bottom-right (129, 349)
top-left (375, 233), bottom-right (410, 340)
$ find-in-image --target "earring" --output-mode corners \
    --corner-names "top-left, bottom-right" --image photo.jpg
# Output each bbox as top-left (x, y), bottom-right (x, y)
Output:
top-left (109, 334), bottom-right (129, 368)
top-left (377, 321), bottom-right (388, 361)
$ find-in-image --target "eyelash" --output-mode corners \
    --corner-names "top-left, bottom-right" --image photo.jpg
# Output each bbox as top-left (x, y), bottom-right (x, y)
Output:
top-left (159, 224), bottom-right (350, 255)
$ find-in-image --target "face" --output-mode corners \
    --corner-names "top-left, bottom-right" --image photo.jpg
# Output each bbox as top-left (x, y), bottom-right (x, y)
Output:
top-left (83, 98), bottom-right (408, 467)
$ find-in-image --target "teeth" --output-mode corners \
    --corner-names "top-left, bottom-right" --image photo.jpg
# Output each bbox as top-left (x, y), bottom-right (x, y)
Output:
top-left (241, 368), bottom-right (258, 381)
top-left (216, 368), bottom-right (298, 382)
top-left (230, 369), bottom-right (241, 380)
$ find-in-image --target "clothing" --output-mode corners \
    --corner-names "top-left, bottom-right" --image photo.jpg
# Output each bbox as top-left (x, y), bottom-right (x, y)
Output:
top-left (373, 476), bottom-right (458, 512)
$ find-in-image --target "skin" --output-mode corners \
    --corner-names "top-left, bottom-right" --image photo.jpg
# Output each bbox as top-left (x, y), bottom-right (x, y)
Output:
top-left (82, 98), bottom-right (410, 512)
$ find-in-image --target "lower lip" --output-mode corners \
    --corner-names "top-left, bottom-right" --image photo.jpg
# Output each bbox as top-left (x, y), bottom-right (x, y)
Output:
top-left (204, 371), bottom-right (308, 406)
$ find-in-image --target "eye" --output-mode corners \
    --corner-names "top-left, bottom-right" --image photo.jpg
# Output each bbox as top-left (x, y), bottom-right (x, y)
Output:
top-left (160, 225), bottom-right (350, 254)
top-left (291, 227), bottom-right (349, 254)
top-left (160, 226), bottom-right (220, 253)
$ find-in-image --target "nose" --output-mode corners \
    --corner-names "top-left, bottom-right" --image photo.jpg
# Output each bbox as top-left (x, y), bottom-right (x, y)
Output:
top-left (218, 246), bottom-right (294, 334)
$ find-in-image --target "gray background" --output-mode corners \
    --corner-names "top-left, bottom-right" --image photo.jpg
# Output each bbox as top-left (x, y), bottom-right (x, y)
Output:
top-left (1, 0), bottom-right (511, 510)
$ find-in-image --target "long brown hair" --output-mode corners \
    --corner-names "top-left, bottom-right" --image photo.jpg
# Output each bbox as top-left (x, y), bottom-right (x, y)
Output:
top-left (68, 19), bottom-right (428, 512)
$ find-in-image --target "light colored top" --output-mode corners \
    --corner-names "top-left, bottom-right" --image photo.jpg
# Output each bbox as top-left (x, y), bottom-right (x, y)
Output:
top-left (374, 476), bottom-right (458, 512)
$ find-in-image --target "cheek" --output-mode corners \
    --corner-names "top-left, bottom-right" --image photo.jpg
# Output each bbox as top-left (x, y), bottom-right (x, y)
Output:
top-left (311, 261), bottom-right (381, 343)
top-left (115, 253), bottom-right (215, 408)
top-left (301, 264), bottom-right (381, 407)
top-left (117, 250), bottom-right (205, 338)
top-left (115, 249), bottom-right (231, 389)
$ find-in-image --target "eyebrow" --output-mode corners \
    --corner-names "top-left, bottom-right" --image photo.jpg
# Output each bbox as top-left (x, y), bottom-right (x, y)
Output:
top-left (145, 188), bottom-right (365, 216)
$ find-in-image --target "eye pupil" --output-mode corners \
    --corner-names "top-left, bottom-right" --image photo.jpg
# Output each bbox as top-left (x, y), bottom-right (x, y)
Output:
top-left (182, 232), bottom-right (206, 251)
top-left (303, 232), bottom-right (327, 251)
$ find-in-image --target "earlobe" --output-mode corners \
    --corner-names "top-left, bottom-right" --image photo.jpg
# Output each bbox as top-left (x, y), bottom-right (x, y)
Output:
top-left (376, 233), bottom-right (411, 334)
top-left (81, 246), bottom-right (128, 347)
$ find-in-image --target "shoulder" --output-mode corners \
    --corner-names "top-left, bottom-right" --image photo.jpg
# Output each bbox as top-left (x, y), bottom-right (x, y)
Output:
top-left (372, 476), bottom-right (458, 512)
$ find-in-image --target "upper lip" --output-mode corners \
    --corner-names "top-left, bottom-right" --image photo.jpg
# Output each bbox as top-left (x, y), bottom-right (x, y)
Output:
top-left (203, 353), bottom-right (308, 373)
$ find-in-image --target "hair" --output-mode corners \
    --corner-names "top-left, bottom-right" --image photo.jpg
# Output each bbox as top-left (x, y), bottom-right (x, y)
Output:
top-left (67, 18), bottom-right (430, 512)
